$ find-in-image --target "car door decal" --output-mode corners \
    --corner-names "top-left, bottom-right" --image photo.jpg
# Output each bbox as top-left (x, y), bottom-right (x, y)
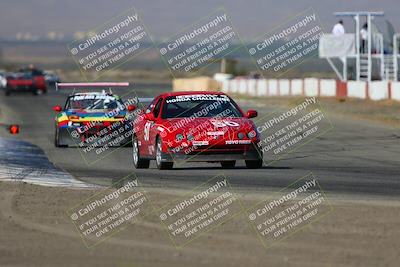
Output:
top-left (144, 121), bottom-right (152, 141)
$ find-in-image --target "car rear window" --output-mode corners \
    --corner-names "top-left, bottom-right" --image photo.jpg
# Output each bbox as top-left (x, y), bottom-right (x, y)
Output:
top-left (66, 94), bottom-right (124, 110)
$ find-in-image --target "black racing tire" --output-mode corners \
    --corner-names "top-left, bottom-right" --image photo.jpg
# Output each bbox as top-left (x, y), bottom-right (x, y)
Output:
top-left (54, 127), bottom-right (60, 147)
top-left (5, 86), bottom-right (11, 96)
top-left (54, 127), bottom-right (68, 148)
top-left (220, 161), bottom-right (236, 169)
top-left (245, 159), bottom-right (263, 169)
top-left (123, 138), bottom-right (133, 147)
top-left (155, 137), bottom-right (173, 170)
top-left (122, 126), bottom-right (133, 147)
top-left (132, 136), bottom-right (150, 169)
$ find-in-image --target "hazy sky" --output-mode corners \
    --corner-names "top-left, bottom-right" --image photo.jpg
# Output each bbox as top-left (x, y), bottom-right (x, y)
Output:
top-left (0, 0), bottom-right (399, 40)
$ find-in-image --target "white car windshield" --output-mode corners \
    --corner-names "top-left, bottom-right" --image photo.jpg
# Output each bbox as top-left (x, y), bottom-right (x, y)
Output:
top-left (162, 94), bottom-right (242, 119)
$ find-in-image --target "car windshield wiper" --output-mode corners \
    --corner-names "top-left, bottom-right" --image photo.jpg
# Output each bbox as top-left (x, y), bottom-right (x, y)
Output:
top-left (85, 99), bottom-right (103, 110)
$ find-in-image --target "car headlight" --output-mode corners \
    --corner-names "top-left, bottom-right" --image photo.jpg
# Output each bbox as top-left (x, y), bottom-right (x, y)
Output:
top-left (176, 133), bottom-right (184, 142)
top-left (187, 134), bottom-right (194, 141)
top-left (247, 130), bottom-right (256, 138)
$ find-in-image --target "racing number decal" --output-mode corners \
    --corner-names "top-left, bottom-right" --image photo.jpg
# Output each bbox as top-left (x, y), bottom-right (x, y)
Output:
top-left (211, 120), bottom-right (240, 127)
top-left (144, 121), bottom-right (152, 141)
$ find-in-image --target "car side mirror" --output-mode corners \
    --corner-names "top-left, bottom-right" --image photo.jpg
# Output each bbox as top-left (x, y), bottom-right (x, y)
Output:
top-left (145, 112), bottom-right (155, 121)
top-left (246, 109), bottom-right (258, 118)
top-left (127, 105), bottom-right (136, 112)
top-left (53, 105), bottom-right (62, 112)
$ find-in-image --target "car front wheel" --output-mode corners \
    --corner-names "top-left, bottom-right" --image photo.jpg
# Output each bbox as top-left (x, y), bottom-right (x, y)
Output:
top-left (220, 161), bottom-right (236, 168)
top-left (132, 136), bottom-right (149, 169)
top-left (245, 159), bottom-right (263, 169)
top-left (156, 137), bottom-right (173, 170)
top-left (5, 86), bottom-right (11, 96)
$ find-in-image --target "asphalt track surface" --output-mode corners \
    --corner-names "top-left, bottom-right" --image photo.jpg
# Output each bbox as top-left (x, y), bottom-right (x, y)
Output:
top-left (1, 83), bottom-right (399, 198)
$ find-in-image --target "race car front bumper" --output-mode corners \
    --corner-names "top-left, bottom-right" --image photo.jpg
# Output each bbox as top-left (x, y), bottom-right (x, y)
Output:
top-left (57, 124), bottom-right (132, 147)
top-left (161, 143), bottom-right (263, 162)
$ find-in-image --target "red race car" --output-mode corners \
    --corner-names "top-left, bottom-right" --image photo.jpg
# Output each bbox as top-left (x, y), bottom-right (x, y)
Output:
top-left (132, 91), bottom-right (263, 170)
top-left (5, 70), bottom-right (47, 96)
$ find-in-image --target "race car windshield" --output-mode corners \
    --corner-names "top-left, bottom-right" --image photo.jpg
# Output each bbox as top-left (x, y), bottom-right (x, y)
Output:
top-left (66, 95), bottom-right (124, 110)
top-left (162, 94), bottom-right (242, 119)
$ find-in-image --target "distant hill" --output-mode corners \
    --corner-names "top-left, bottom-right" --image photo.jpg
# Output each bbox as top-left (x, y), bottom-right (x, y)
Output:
top-left (0, 40), bottom-right (334, 79)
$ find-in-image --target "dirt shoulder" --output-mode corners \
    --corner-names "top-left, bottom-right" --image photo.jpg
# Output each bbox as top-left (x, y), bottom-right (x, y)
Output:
top-left (0, 181), bottom-right (399, 267)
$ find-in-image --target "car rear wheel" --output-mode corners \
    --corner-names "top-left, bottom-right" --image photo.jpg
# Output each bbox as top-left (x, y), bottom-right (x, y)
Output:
top-left (132, 136), bottom-right (149, 169)
top-left (54, 127), bottom-right (67, 148)
top-left (245, 159), bottom-right (263, 169)
top-left (54, 128), bottom-right (59, 147)
top-left (156, 137), bottom-right (173, 170)
top-left (220, 161), bottom-right (236, 168)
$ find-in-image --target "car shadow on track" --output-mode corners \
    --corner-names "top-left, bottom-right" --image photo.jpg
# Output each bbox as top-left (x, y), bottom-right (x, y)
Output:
top-left (170, 166), bottom-right (292, 170)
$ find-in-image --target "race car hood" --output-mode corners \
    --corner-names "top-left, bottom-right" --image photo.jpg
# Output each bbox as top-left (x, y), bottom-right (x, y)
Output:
top-left (162, 117), bottom-right (257, 142)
